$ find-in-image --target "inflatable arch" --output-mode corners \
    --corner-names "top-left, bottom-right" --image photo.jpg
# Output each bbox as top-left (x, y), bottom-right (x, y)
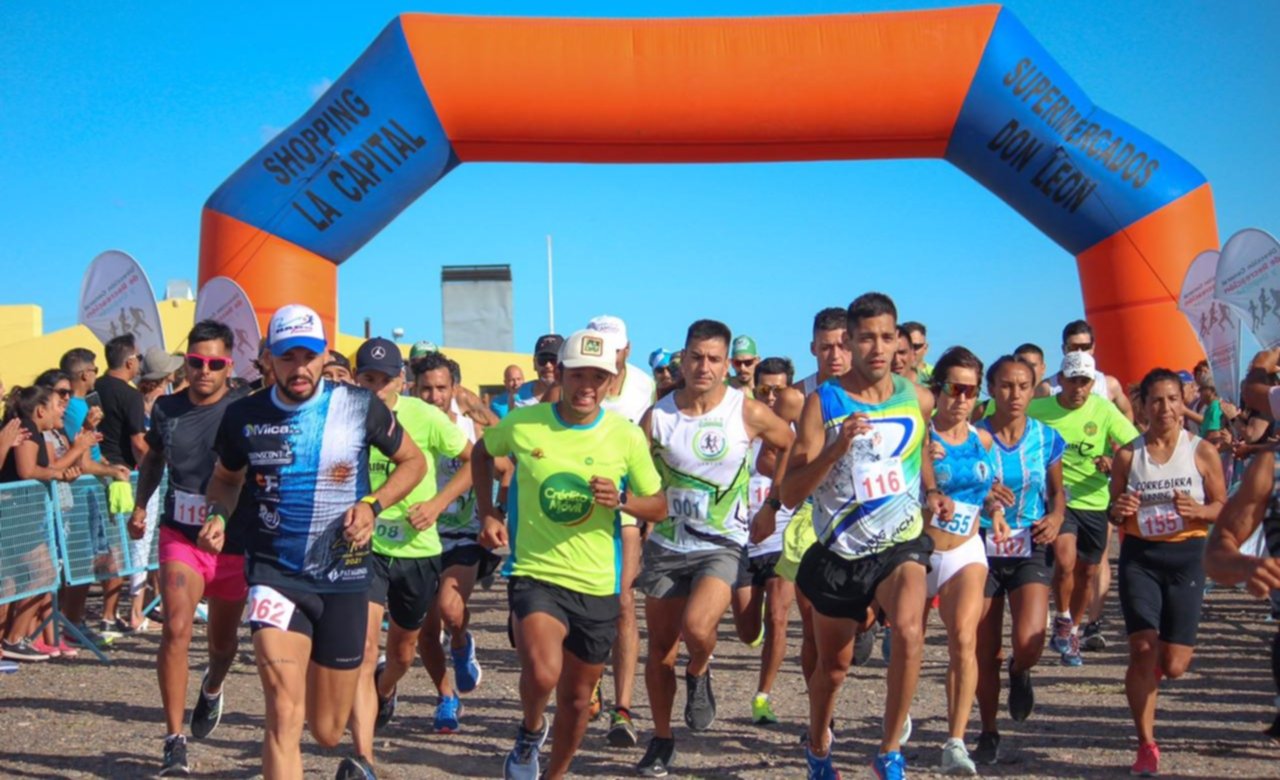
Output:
top-left (200, 5), bottom-right (1216, 383)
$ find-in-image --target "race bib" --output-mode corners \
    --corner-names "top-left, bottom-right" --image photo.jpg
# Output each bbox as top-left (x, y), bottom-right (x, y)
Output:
top-left (375, 518), bottom-right (406, 542)
top-left (854, 457), bottom-right (907, 504)
top-left (748, 476), bottom-right (771, 514)
top-left (244, 585), bottom-right (296, 630)
top-left (985, 526), bottom-right (1032, 558)
top-left (1137, 503), bottom-right (1185, 538)
top-left (173, 490), bottom-right (207, 527)
top-left (668, 487), bottom-right (710, 523)
top-left (932, 500), bottom-right (979, 537)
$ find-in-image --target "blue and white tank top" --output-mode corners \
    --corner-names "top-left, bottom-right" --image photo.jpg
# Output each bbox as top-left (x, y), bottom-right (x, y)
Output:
top-left (977, 417), bottom-right (1065, 530)
top-left (931, 424), bottom-right (995, 539)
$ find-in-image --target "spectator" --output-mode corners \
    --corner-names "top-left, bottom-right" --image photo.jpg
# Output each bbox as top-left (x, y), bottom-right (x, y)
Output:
top-left (490, 364), bottom-right (524, 419)
top-left (130, 348), bottom-right (182, 632)
top-left (94, 334), bottom-right (150, 633)
top-left (59, 348), bottom-right (101, 462)
top-left (138, 347), bottom-right (183, 423)
top-left (322, 350), bottom-right (354, 383)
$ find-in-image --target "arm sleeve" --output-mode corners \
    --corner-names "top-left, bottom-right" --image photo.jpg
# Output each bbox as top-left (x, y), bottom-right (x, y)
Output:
top-left (624, 426), bottom-right (663, 497)
top-left (214, 407), bottom-right (248, 471)
top-left (481, 416), bottom-right (515, 458)
top-left (365, 397), bottom-right (404, 458)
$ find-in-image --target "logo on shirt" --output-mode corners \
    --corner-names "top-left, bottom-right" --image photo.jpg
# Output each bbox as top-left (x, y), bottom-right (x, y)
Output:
top-left (244, 423), bottom-right (300, 437)
top-left (539, 472), bottom-right (595, 525)
top-left (258, 504), bottom-right (280, 529)
top-left (1084, 421), bottom-right (1099, 436)
top-left (693, 425), bottom-right (729, 462)
top-left (249, 444), bottom-right (294, 467)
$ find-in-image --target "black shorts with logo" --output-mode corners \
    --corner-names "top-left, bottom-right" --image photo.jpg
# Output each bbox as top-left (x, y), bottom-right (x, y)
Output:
top-left (796, 534), bottom-right (933, 621)
top-left (1119, 535), bottom-right (1206, 646)
top-left (442, 544), bottom-right (503, 582)
top-left (1060, 507), bottom-right (1110, 565)
top-left (982, 529), bottom-right (1052, 598)
top-left (736, 551), bottom-right (783, 590)
top-left (507, 576), bottom-right (620, 665)
top-left (368, 552), bottom-right (441, 631)
top-left (247, 585), bottom-right (369, 670)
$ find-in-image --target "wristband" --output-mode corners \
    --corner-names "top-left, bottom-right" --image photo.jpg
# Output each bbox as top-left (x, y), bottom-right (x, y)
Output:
top-left (925, 487), bottom-right (943, 497)
top-left (360, 495), bottom-right (383, 517)
top-left (495, 501), bottom-right (507, 515)
top-left (205, 513), bottom-right (226, 527)
top-left (764, 497), bottom-right (782, 511)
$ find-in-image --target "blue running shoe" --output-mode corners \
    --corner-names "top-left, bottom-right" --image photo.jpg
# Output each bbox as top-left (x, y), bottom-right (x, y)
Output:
top-left (451, 631), bottom-right (483, 694)
top-left (1049, 616), bottom-right (1072, 655)
top-left (871, 750), bottom-right (906, 780)
top-left (434, 693), bottom-right (461, 733)
top-left (805, 746), bottom-right (841, 780)
top-left (503, 718), bottom-right (548, 780)
top-left (1060, 631), bottom-right (1084, 667)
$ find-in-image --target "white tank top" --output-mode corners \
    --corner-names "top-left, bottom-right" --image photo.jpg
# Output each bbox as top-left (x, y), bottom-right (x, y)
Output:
top-left (800, 372), bottom-right (821, 396)
top-left (437, 400), bottom-right (480, 550)
top-left (1046, 370), bottom-right (1110, 399)
top-left (649, 387), bottom-right (752, 552)
top-left (747, 439), bottom-right (795, 557)
top-left (1126, 430), bottom-right (1205, 538)
top-left (602, 364), bottom-right (655, 424)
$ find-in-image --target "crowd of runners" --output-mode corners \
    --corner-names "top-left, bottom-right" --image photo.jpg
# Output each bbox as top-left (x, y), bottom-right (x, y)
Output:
top-left (8, 292), bottom-right (1280, 780)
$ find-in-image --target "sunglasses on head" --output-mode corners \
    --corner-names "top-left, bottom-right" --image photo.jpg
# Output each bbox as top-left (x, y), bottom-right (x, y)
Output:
top-left (186, 354), bottom-right (231, 372)
top-left (1065, 341), bottom-right (1094, 353)
top-left (941, 382), bottom-right (979, 399)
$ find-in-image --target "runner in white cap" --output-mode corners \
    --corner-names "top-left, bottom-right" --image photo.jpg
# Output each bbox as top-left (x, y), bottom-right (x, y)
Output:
top-left (1036, 320), bottom-right (1134, 420)
top-left (196, 304), bottom-right (427, 780)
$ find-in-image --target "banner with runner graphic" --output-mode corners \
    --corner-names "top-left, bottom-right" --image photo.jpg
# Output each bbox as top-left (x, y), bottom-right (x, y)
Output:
top-left (1213, 228), bottom-right (1280, 349)
top-left (1179, 249), bottom-right (1241, 404)
top-left (78, 250), bottom-right (166, 356)
top-left (195, 276), bottom-right (262, 381)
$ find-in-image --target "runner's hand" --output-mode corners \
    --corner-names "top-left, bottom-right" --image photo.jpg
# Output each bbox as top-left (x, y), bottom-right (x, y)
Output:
top-left (985, 481), bottom-right (1016, 512)
top-left (1093, 455), bottom-right (1113, 475)
top-left (127, 507), bottom-right (147, 540)
top-left (406, 499), bottom-right (444, 531)
top-left (1172, 490), bottom-right (1203, 522)
top-left (198, 516), bottom-right (225, 554)
top-left (928, 441), bottom-right (944, 462)
top-left (479, 515), bottom-right (508, 550)
top-left (343, 501), bottom-right (375, 547)
top-left (1240, 556), bottom-right (1280, 599)
top-left (1110, 491), bottom-right (1141, 525)
top-left (1032, 513), bottom-right (1062, 545)
top-left (749, 504), bottom-right (777, 545)
top-left (990, 511), bottom-right (1011, 543)
top-left (828, 414), bottom-right (872, 459)
top-left (590, 476), bottom-right (621, 509)
top-left (925, 490), bottom-right (953, 522)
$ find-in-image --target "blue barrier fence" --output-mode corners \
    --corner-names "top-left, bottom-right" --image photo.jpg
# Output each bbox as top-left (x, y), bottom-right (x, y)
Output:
top-left (0, 480), bottom-right (61, 607)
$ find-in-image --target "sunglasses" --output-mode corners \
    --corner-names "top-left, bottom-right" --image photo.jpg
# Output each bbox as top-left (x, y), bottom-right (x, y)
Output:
top-left (535, 353), bottom-right (558, 367)
top-left (731, 358), bottom-right (758, 368)
top-left (653, 365), bottom-right (673, 374)
top-left (755, 385), bottom-right (785, 398)
top-left (186, 354), bottom-right (232, 372)
top-left (910, 342), bottom-right (926, 351)
top-left (941, 382), bottom-right (979, 399)
top-left (1065, 341), bottom-right (1094, 353)
top-left (53, 388), bottom-right (72, 398)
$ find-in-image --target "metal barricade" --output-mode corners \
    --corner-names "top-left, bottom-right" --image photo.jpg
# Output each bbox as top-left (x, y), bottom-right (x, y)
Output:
top-left (56, 476), bottom-right (141, 586)
top-left (0, 480), bottom-right (60, 608)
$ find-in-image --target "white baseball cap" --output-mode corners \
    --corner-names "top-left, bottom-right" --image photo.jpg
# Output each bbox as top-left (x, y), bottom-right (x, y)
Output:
top-left (1060, 351), bottom-right (1097, 380)
top-left (560, 329), bottom-right (619, 374)
top-left (267, 304), bottom-right (326, 357)
top-left (587, 315), bottom-right (628, 352)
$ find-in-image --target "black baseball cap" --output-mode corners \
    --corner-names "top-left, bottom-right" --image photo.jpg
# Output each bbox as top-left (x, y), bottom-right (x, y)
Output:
top-left (534, 334), bottom-right (564, 358)
top-left (355, 337), bottom-right (404, 377)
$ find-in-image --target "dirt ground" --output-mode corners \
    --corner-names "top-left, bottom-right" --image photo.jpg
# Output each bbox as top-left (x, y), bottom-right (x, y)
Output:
top-left (2, 579), bottom-right (1279, 779)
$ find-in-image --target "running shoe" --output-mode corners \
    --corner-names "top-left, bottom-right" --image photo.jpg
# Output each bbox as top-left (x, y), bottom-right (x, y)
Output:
top-left (871, 750), bottom-right (906, 780)
top-left (55, 640), bottom-right (79, 658)
top-left (973, 731), bottom-right (1001, 765)
top-left (589, 679), bottom-right (604, 720)
top-left (1049, 616), bottom-right (1072, 654)
top-left (503, 718), bottom-right (548, 780)
top-left (433, 693), bottom-right (461, 733)
top-left (636, 736), bottom-right (676, 777)
top-left (31, 639), bottom-right (61, 658)
top-left (373, 659), bottom-right (396, 731)
top-left (1008, 658), bottom-right (1035, 722)
top-left (1081, 619), bottom-right (1108, 651)
top-left (158, 734), bottom-right (189, 777)
top-left (940, 738), bottom-right (977, 776)
top-left (805, 746), bottom-right (840, 780)
top-left (853, 626), bottom-right (876, 667)
top-left (1060, 631), bottom-right (1084, 667)
top-left (751, 693), bottom-right (779, 726)
top-left (0, 639), bottom-right (49, 662)
top-left (451, 631), bottom-right (483, 694)
top-left (1130, 741), bottom-right (1159, 777)
top-left (190, 668), bottom-right (224, 739)
top-left (0, 659), bottom-right (17, 674)
top-left (684, 670), bottom-right (716, 731)
top-left (606, 707), bottom-right (638, 748)
top-left (68, 623), bottom-right (114, 648)
top-left (334, 755), bottom-right (376, 780)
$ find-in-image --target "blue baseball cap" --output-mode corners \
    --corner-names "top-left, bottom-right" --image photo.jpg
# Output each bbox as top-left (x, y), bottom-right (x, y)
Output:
top-left (649, 348), bottom-right (674, 370)
top-left (267, 304), bottom-right (326, 357)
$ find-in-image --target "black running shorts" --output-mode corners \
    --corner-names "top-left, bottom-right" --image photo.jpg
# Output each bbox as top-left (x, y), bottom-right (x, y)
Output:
top-left (795, 535), bottom-right (933, 621)
top-left (1118, 535), bottom-right (1206, 647)
top-left (507, 576), bottom-right (620, 665)
top-left (368, 552), bottom-right (441, 631)
top-left (247, 585), bottom-right (369, 670)
top-left (1062, 507), bottom-right (1110, 566)
top-left (442, 543), bottom-right (503, 581)
top-left (982, 529), bottom-right (1052, 598)
top-left (736, 551), bottom-right (782, 590)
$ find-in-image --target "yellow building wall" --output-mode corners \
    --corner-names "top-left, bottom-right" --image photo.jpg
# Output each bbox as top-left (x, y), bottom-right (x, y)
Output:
top-left (0, 300), bottom-right (528, 394)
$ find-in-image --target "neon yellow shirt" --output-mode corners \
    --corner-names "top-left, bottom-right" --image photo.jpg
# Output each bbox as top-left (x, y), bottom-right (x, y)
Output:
top-left (371, 396), bottom-right (468, 558)
top-left (482, 403), bottom-right (662, 596)
top-left (1028, 394), bottom-right (1139, 511)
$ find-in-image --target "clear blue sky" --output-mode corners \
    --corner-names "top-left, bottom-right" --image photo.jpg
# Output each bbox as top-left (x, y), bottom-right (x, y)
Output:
top-left (2, 1), bottom-right (1277, 375)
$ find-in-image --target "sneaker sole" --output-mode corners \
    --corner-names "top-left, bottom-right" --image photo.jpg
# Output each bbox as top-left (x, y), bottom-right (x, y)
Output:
top-left (435, 725), bottom-right (458, 734)
top-left (638, 766), bottom-right (669, 778)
